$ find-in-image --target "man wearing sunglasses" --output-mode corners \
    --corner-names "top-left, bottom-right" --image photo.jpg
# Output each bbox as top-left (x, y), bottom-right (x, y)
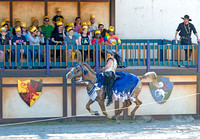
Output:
top-left (40, 16), bottom-right (54, 43)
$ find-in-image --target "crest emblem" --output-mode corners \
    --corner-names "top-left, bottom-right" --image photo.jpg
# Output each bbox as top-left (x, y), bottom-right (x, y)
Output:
top-left (149, 77), bottom-right (173, 104)
top-left (18, 79), bottom-right (42, 107)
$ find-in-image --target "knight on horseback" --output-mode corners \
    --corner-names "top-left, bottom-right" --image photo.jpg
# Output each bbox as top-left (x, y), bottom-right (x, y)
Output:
top-left (102, 51), bottom-right (118, 106)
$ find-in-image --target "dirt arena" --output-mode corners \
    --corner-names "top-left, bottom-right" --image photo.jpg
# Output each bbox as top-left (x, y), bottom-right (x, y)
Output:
top-left (0, 117), bottom-right (200, 139)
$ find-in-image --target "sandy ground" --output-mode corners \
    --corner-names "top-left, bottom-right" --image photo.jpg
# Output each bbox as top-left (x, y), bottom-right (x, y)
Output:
top-left (0, 118), bottom-right (200, 139)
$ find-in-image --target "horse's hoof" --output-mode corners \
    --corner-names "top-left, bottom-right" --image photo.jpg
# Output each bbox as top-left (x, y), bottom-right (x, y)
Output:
top-left (116, 120), bottom-right (121, 124)
top-left (146, 118), bottom-right (153, 123)
top-left (131, 115), bottom-right (135, 120)
top-left (95, 111), bottom-right (100, 116)
top-left (112, 116), bottom-right (116, 120)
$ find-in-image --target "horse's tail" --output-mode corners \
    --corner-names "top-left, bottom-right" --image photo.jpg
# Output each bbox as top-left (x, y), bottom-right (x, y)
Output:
top-left (139, 72), bottom-right (159, 87)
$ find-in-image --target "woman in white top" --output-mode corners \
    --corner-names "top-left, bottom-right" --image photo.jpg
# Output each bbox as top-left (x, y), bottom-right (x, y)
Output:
top-left (102, 51), bottom-right (117, 106)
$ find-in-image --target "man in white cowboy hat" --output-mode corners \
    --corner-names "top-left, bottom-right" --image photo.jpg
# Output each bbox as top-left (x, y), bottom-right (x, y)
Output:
top-left (174, 15), bottom-right (200, 62)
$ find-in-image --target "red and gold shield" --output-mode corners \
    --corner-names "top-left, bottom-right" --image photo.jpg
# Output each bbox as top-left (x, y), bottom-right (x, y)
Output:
top-left (18, 79), bottom-right (42, 107)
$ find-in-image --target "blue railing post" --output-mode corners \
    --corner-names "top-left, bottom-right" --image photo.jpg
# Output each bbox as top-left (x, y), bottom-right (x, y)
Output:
top-left (147, 40), bottom-right (150, 72)
top-left (95, 40), bottom-right (99, 73)
top-left (198, 42), bottom-right (200, 72)
top-left (46, 40), bottom-right (50, 75)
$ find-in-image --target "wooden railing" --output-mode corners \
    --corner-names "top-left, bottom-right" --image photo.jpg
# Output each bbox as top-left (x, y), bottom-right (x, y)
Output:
top-left (0, 39), bottom-right (199, 74)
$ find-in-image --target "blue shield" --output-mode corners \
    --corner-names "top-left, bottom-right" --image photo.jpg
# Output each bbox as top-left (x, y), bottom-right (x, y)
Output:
top-left (149, 76), bottom-right (174, 104)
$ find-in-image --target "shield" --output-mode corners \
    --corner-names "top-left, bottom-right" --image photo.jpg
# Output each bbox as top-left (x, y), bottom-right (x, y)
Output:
top-left (18, 79), bottom-right (42, 107)
top-left (149, 76), bottom-right (174, 104)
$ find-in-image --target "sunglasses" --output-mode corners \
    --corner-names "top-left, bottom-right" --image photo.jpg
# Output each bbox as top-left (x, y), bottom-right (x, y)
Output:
top-left (45, 20), bottom-right (49, 22)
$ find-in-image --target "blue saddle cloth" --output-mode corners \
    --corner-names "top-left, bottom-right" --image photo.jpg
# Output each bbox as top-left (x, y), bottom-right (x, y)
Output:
top-left (97, 71), bottom-right (140, 97)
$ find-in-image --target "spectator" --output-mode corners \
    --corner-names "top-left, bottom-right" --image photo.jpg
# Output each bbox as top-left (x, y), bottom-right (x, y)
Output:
top-left (52, 8), bottom-right (65, 26)
top-left (21, 22), bottom-right (29, 44)
top-left (65, 22), bottom-right (79, 38)
top-left (0, 26), bottom-right (11, 68)
top-left (87, 21), bottom-right (91, 31)
top-left (1, 21), bottom-right (13, 39)
top-left (80, 22), bottom-right (93, 40)
top-left (13, 18), bottom-right (21, 36)
top-left (78, 25), bottom-right (92, 61)
top-left (90, 14), bottom-right (98, 36)
top-left (51, 21), bottom-right (65, 61)
top-left (64, 27), bottom-right (81, 61)
top-left (98, 21), bottom-right (107, 38)
top-left (29, 26), bottom-right (44, 64)
top-left (51, 21), bottom-right (64, 45)
top-left (40, 16), bottom-right (54, 43)
top-left (74, 17), bottom-right (81, 33)
top-left (92, 30), bottom-right (104, 45)
top-left (31, 17), bottom-right (41, 31)
top-left (104, 26), bottom-right (125, 62)
top-left (12, 27), bottom-right (31, 69)
top-left (64, 27), bottom-right (78, 46)
top-left (4, 17), bottom-right (13, 34)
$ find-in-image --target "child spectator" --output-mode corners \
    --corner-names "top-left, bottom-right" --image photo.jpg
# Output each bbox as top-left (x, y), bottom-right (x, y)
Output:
top-left (4, 17), bottom-right (13, 34)
top-left (12, 18), bottom-right (21, 36)
top-left (21, 22), bottom-right (29, 44)
top-left (92, 30), bottom-right (104, 45)
top-left (52, 8), bottom-right (65, 26)
top-left (98, 22), bottom-right (107, 38)
top-left (78, 25), bottom-right (92, 61)
top-left (40, 16), bottom-right (54, 43)
top-left (74, 17), bottom-right (81, 33)
top-left (0, 26), bottom-right (11, 68)
top-left (64, 27), bottom-right (78, 46)
top-left (29, 26), bottom-right (44, 64)
top-left (12, 27), bottom-right (31, 69)
top-left (65, 22), bottom-right (79, 38)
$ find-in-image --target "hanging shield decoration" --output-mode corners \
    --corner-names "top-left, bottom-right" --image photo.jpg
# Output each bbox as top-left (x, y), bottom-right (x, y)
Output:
top-left (18, 79), bottom-right (42, 107)
top-left (149, 76), bottom-right (173, 104)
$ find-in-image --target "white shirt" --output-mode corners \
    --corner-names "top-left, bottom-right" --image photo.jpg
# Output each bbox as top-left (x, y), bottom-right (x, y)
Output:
top-left (105, 58), bottom-right (117, 73)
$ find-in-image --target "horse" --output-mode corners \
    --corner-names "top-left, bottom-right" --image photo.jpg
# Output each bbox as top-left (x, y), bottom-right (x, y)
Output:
top-left (66, 63), bottom-right (159, 121)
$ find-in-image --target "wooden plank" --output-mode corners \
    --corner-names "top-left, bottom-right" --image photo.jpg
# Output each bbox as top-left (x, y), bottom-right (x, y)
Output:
top-left (143, 45), bottom-right (145, 66)
top-left (39, 45), bottom-right (40, 67)
top-left (138, 45), bottom-right (140, 66)
top-left (127, 45), bottom-right (129, 66)
top-left (153, 44), bottom-right (155, 66)
top-left (121, 45), bottom-right (123, 66)
top-left (88, 45), bottom-right (90, 65)
top-left (132, 45), bottom-right (134, 66)
top-left (60, 45), bottom-right (62, 66)
top-left (110, 0), bottom-right (115, 27)
top-left (33, 45), bottom-right (34, 67)
top-left (9, 45), bottom-right (11, 67)
top-left (168, 45), bottom-right (170, 66)
top-left (178, 45), bottom-right (180, 66)
top-left (173, 45), bottom-right (174, 66)
top-left (71, 45), bottom-right (74, 67)
top-left (187, 45), bottom-right (189, 66)
top-left (99, 45), bottom-right (101, 67)
top-left (158, 45), bottom-right (160, 66)
top-left (54, 45), bottom-right (56, 67)
top-left (0, 75), bottom-right (2, 120)
top-left (3, 45), bottom-right (5, 67)
top-left (163, 45), bottom-right (165, 66)
top-left (192, 45), bottom-right (194, 66)
top-left (82, 45), bottom-right (84, 62)
top-left (20, 45), bottom-right (22, 67)
top-left (63, 76), bottom-right (67, 118)
top-left (66, 45), bottom-right (67, 67)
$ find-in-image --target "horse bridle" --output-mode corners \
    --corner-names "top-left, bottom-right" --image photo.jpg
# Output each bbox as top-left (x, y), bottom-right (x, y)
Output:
top-left (70, 64), bottom-right (83, 75)
top-left (70, 64), bottom-right (97, 86)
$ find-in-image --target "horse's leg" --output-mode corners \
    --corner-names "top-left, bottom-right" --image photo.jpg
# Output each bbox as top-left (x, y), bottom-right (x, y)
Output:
top-left (86, 99), bottom-right (99, 115)
top-left (115, 100), bottom-right (132, 120)
top-left (97, 100), bottom-right (113, 120)
top-left (130, 97), bottom-right (142, 119)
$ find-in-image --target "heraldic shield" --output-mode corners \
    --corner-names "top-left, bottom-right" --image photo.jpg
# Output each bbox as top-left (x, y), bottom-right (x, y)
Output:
top-left (149, 77), bottom-right (174, 104)
top-left (18, 79), bottom-right (42, 107)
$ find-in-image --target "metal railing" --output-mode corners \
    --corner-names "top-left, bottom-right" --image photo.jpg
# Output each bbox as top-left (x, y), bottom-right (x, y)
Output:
top-left (0, 39), bottom-right (199, 74)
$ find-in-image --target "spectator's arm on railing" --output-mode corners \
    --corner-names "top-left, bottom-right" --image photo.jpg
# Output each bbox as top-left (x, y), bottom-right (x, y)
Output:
top-left (78, 36), bottom-right (82, 45)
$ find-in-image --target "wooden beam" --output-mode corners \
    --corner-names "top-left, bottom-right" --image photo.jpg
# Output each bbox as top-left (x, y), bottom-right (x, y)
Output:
top-left (110, 0), bottom-right (115, 27)
top-left (10, 0), bottom-right (13, 27)
top-left (63, 76), bottom-right (67, 118)
top-left (197, 73), bottom-right (200, 117)
top-left (78, 0), bottom-right (80, 17)
top-left (44, 0), bottom-right (47, 16)
top-left (0, 72), bottom-right (2, 120)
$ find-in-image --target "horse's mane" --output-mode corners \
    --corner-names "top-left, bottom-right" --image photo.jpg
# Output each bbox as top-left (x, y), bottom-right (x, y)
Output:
top-left (83, 63), bottom-right (96, 75)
